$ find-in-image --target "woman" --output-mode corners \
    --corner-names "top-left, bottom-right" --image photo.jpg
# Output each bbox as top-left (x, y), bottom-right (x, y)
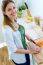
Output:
top-left (2, 0), bottom-right (40, 65)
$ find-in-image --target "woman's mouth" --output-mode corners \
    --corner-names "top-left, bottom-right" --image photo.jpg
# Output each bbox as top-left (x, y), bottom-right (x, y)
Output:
top-left (11, 13), bottom-right (15, 16)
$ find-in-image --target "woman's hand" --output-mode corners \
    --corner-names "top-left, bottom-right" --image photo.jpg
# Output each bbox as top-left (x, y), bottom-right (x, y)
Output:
top-left (30, 46), bottom-right (41, 54)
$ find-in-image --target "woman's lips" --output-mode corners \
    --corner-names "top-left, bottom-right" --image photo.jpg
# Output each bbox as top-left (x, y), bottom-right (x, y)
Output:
top-left (11, 13), bottom-right (15, 16)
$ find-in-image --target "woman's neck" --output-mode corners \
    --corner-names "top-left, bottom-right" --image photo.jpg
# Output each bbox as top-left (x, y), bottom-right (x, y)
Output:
top-left (12, 20), bottom-right (19, 31)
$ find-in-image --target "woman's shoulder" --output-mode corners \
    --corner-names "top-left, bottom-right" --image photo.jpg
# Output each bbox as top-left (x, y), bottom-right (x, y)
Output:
top-left (2, 25), bottom-right (13, 34)
top-left (4, 25), bottom-right (12, 30)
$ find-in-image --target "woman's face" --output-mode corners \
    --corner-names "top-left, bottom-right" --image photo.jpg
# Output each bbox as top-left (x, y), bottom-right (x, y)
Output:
top-left (5, 2), bottom-right (17, 21)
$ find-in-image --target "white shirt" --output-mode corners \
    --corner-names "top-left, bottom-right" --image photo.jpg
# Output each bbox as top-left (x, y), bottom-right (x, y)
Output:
top-left (3, 26), bottom-right (26, 64)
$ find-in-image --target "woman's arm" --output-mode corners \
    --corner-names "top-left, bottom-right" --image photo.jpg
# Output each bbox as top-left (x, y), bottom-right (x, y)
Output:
top-left (16, 48), bottom-right (39, 54)
top-left (25, 34), bottom-right (36, 44)
top-left (25, 34), bottom-right (40, 53)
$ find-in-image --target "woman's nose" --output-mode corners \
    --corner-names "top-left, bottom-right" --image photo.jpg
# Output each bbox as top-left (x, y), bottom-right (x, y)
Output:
top-left (12, 9), bottom-right (16, 13)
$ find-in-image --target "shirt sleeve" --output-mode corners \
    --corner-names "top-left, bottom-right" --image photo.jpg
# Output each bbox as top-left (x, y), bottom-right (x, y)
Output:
top-left (4, 27), bottom-right (17, 53)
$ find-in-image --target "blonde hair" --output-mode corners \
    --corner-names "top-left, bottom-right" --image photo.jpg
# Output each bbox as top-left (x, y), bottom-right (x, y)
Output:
top-left (2, 0), bottom-right (15, 28)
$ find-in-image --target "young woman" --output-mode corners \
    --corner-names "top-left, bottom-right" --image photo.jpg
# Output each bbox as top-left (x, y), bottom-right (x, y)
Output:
top-left (2, 0), bottom-right (40, 65)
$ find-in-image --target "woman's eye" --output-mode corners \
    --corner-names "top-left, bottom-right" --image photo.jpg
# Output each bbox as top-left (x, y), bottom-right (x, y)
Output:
top-left (8, 8), bottom-right (11, 11)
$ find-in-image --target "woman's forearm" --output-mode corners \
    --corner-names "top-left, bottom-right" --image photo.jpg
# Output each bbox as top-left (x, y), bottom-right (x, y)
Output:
top-left (16, 48), bottom-right (39, 54)
top-left (25, 34), bottom-right (36, 44)
top-left (16, 49), bottom-right (31, 54)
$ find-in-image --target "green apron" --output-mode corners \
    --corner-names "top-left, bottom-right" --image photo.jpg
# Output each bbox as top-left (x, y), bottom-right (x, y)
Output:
top-left (18, 25), bottom-right (30, 65)
top-left (18, 25), bottom-right (27, 49)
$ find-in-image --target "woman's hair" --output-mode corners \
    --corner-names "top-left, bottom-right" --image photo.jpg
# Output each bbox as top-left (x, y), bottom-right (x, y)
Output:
top-left (2, 0), bottom-right (15, 28)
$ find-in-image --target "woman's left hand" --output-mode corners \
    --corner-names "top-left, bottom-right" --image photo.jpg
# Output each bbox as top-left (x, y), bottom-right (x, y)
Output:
top-left (33, 46), bottom-right (41, 53)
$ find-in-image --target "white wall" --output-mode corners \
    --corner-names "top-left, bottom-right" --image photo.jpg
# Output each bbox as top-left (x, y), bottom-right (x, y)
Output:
top-left (27, 0), bottom-right (43, 18)
top-left (0, 0), bottom-right (4, 43)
